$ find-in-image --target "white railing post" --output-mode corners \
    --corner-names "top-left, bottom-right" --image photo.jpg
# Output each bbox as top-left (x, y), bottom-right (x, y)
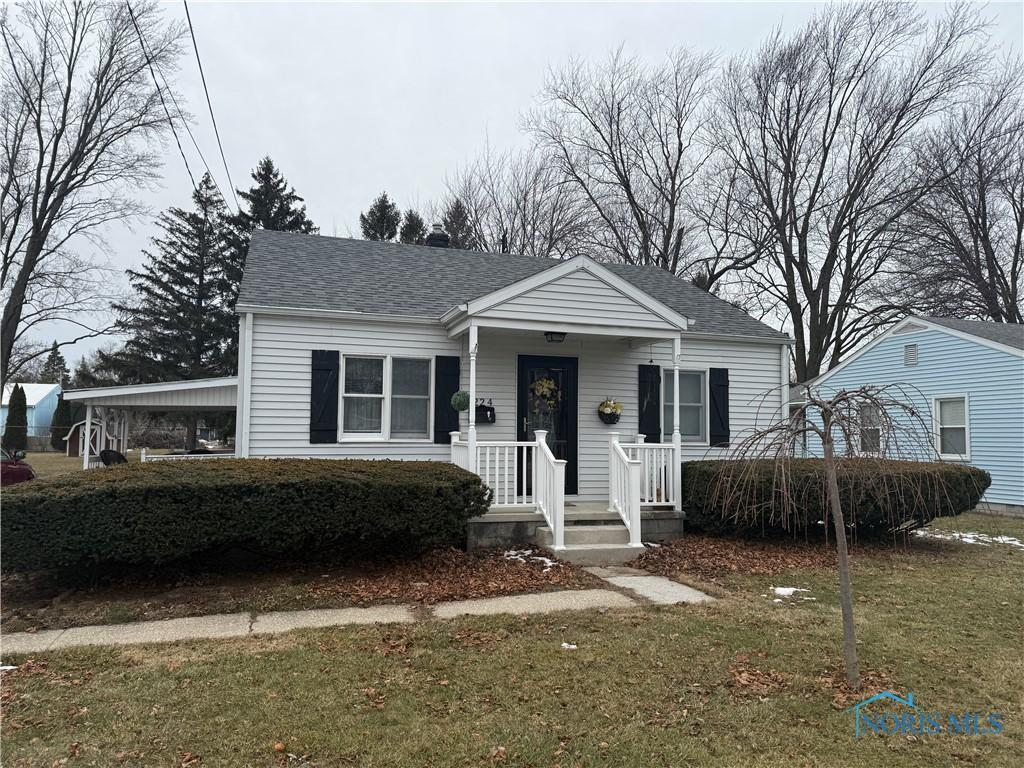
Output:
top-left (140, 447), bottom-right (147, 463)
top-left (672, 336), bottom-right (683, 513)
top-left (449, 431), bottom-right (460, 467)
top-left (627, 459), bottom-right (643, 546)
top-left (607, 432), bottom-right (619, 512)
top-left (552, 459), bottom-right (566, 549)
top-left (467, 324), bottom-right (478, 473)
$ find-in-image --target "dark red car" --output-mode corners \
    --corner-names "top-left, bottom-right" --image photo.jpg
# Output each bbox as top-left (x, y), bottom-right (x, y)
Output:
top-left (0, 448), bottom-right (35, 486)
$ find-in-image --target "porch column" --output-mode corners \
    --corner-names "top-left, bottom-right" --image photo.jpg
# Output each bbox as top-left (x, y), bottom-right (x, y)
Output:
top-left (82, 404), bottom-right (92, 470)
top-left (467, 323), bottom-right (478, 473)
top-left (672, 336), bottom-right (683, 513)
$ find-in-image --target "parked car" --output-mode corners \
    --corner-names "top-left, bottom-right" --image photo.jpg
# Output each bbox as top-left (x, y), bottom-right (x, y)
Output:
top-left (1, 447), bottom-right (35, 486)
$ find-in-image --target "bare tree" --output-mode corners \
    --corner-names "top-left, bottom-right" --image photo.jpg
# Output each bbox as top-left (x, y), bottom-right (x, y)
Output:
top-left (715, 384), bottom-right (956, 688)
top-left (444, 146), bottom-right (591, 260)
top-left (526, 47), bottom-right (716, 273)
top-left (0, 0), bottom-right (184, 381)
top-left (714, 2), bottom-right (990, 381)
top-left (883, 63), bottom-right (1024, 323)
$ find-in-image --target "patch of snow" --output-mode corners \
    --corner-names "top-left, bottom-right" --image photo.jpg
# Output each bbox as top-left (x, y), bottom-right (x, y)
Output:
top-left (0, 665), bottom-right (16, 671)
top-left (561, 642), bottom-right (577, 650)
top-left (643, 542), bottom-right (662, 548)
top-left (504, 549), bottom-right (561, 572)
top-left (913, 530), bottom-right (1024, 550)
top-left (772, 586), bottom-right (810, 597)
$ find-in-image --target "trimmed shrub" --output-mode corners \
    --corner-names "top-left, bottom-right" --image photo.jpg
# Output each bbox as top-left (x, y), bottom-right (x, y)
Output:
top-left (682, 458), bottom-right (991, 538)
top-left (2, 459), bottom-right (492, 571)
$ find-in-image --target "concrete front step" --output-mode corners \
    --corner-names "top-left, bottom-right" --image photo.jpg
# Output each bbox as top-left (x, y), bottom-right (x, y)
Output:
top-left (537, 524), bottom-right (630, 546)
top-left (551, 544), bottom-right (646, 566)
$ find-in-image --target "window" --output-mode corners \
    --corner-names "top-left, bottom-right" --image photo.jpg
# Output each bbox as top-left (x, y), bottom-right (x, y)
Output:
top-left (343, 357), bottom-right (384, 435)
top-left (859, 404), bottom-right (881, 453)
top-left (935, 396), bottom-right (968, 457)
top-left (390, 358), bottom-right (431, 438)
top-left (664, 371), bottom-right (705, 441)
top-left (341, 356), bottom-right (432, 440)
top-left (903, 343), bottom-right (918, 367)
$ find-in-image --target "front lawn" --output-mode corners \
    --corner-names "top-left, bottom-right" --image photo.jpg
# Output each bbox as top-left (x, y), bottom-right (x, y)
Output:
top-left (2, 513), bottom-right (1021, 766)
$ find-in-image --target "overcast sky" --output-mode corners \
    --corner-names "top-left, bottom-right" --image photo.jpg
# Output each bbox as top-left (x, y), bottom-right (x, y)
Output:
top-left (43, 0), bottom-right (1024, 364)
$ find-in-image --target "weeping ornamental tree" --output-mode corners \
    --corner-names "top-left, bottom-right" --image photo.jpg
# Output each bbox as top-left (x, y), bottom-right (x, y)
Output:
top-left (710, 384), bottom-right (987, 689)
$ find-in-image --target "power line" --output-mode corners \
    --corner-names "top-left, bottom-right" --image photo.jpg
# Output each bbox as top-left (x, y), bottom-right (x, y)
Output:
top-left (127, 0), bottom-right (197, 192)
top-left (183, 0), bottom-right (240, 211)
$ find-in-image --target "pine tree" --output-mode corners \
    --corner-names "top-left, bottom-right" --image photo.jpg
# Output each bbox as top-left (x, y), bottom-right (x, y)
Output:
top-left (39, 342), bottom-right (70, 387)
top-left (442, 198), bottom-right (477, 250)
top-left (109, 173), bottom-right (235, 384)
top-left (359, 192), bottom-right (401, 241)
top-left (50, 392), bottom-right (72, 450)
top-left (399, 209), bottom-right (428, 245)
top-left (2, 383), bottom-right (28, 451)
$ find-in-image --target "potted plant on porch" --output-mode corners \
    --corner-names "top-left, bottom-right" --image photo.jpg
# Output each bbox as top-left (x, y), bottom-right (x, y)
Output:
top-left (597, 398), bottom-right (623, 425)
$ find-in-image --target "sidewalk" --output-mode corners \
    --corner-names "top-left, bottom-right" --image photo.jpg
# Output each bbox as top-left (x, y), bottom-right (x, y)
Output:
top-left (1, 573), bottom-right (713, 656)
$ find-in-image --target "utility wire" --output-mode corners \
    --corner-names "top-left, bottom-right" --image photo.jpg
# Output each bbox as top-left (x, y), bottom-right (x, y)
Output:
top-left (127, 0), bottom-right (197, 192)
top-left (183, 0), bottom-right (240, 211)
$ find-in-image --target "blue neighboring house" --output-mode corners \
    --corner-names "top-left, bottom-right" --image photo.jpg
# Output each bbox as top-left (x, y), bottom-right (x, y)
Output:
top-left (805, 316), bottom-right (1024, 515)
top-left (1, 382), bottom-right (62, 445)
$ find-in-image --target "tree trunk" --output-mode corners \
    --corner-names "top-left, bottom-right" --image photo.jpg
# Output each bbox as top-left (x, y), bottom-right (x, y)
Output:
top-left (822, 432), bottom-right (860, 689)
top-left (184, 415), bottom-right (198, 452)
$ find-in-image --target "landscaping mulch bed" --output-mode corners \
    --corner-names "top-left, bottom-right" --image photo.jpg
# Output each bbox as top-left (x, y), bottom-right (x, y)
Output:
top-left (0, 548), bottom-right (598, 633)
top-left (632, 534), bottom-right (840, 584)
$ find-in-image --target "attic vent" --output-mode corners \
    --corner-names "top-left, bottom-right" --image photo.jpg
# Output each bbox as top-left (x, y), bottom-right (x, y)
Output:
top-left (903, 343), bottom-right (918, 367)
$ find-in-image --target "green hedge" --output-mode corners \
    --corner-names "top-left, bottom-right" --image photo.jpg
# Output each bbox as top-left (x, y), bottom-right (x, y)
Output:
top-left (681, 459), bottom-right (991, 537)
top-left (2, 459), bottom-right (492, 571)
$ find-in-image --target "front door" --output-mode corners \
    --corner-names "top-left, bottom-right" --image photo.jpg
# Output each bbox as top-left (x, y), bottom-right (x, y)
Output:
top-left (517, 355), bottom-right (578, 495)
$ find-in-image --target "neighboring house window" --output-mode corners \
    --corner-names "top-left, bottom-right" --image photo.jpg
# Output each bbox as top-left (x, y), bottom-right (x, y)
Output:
top-left (903, 344), bottom-right (918, 366)
top-left (935, 396), bottom-right (969, 458)
top-left (343, 357), bottom-right (385, 435)
top-left (390, 358), bottom-right (431, 438)
top-left (664, 371), bottom-right (705, 442)
top-left (859, 404), bottom-right (881, 454)
top-left (341, 356), bottom-right (432, 440)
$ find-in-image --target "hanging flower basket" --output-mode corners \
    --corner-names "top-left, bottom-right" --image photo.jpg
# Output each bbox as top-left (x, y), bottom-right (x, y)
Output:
top-left (598, 398), bottom-right (623, 425)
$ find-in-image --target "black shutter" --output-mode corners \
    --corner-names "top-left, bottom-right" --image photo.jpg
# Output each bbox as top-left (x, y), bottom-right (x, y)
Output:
top-left (709, 367), bottom-right (730, 447)
top-left (433, 356), bottom-right (461, 444)
top-left (310, 350), bottom-right (339, 443)
top-left (638, 364), bottom-right (661, 443)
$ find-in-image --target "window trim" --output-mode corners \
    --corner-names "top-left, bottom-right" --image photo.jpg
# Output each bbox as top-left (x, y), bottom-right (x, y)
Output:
top-left (661, 367), bottom-right (709, 445)
top-left (932, 394), bottom-right (970, 461)
top-left (857, 403), bottom-right (882, 456)
top-left (339, 355), bottom-right (434, 442)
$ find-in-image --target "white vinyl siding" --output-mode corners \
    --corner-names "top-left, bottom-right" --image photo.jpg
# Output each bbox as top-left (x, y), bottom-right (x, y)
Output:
top-left (247, 314), bottom-right (459, 459)
top-left (476, 269), bottom-right (675, 330)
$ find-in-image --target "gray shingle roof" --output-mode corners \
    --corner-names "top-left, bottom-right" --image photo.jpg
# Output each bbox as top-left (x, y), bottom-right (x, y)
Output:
top-left (922, 316), bottom-right (1024, 352)
top-left (238, 230), bottom-right (790, 341)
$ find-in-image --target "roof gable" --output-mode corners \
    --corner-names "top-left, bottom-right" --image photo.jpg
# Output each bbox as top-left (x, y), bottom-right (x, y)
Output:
top-left (237, 230), bottom-right (789, 342)
top-left (2, 382), bottom-right (60, 407)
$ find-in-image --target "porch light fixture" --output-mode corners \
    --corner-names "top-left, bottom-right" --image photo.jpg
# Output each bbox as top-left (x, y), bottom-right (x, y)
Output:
top-left (544, 331), bottom-right (567, 343)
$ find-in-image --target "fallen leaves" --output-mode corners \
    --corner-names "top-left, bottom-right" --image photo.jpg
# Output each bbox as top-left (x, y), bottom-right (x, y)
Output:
top-left (728, 654), bottom-right (790, 699)
top-left (817, 666), bottom-right (895, 709)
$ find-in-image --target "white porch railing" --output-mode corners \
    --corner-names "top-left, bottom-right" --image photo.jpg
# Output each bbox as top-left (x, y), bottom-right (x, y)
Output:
top-left (451, 429), bottom-right (566, 549)
top-left (621, 436), bottom-right (677, 507)
top-left (140, 449), bottom-right (236, 462)
top-left (608, 433), bottom-right (643, 547)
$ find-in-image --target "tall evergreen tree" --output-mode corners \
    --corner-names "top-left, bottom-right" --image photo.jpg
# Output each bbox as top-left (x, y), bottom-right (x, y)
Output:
top-left (107, 173), bottom-right (235, 384)
top-left (39, 342), bottom-right (71, 387)
top-left (442, 198), bottom-right (477, 250)
top-left (2, 383), bottom-right (28, 451)
top-left (225, 157), bottom-right (318, 308)
top-left (50, 393), bottom-right (72, 450)
top-left (359, 192), bottom-right (401, 241)
top-left (399, 209), bottom-right (428, 245)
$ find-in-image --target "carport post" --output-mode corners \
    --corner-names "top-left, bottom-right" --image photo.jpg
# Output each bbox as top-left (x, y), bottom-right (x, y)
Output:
top-left (82, 404), bottom-right (93, 470)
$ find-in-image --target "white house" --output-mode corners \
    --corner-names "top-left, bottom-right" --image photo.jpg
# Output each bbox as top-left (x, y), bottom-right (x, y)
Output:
top-left (65, 229), bottom-right (793, 561)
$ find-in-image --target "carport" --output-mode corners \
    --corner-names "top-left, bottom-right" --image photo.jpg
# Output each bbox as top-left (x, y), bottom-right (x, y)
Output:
top-left (63, 377), bottom-right (238, 469)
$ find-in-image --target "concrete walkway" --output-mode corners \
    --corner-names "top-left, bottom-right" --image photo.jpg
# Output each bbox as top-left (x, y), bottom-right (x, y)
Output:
top-left (0, 589), bottom-right (635, 656)
top-left (585, 566), bottom-right (715, 605)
